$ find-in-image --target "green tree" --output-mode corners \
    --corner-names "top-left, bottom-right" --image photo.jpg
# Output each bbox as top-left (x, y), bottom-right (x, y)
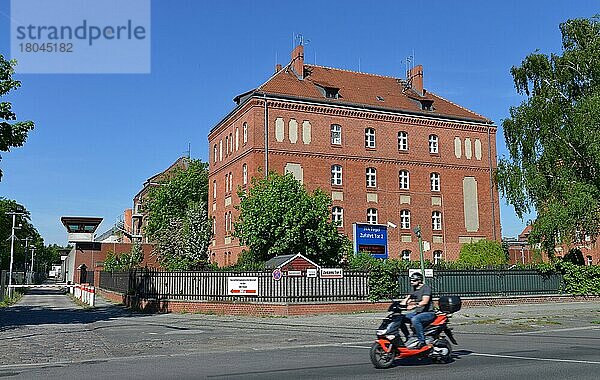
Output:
top-left (233, 172), bottom-right (350, 266)
top-left (0, 56), bottom-right (35, 181)
top-left (144, 159), bottom-right (212, 270)
top-left (497, 16), bottom-right (600, 255)
top-left (0, 198), bottom-right (43, 271)
top-left (457, 239), bottom-right (507, 267)
top-left (102, 243), bottom-right (143, 272)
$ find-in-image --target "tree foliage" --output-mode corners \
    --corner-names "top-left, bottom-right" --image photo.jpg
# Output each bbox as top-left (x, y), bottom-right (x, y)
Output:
top-left (0, 56), bottom-right (35, 181)
top-left (497, 16), bottom-right (600, 254)
top-left (144, 159), bottom-right (212, 270)
top-left (233, 172), bottom-right (350, 266)
top-left (0, 197), bottom-right (64, 273)
top-left (103, 243), bottom-right (144, 272)
top-left (457, 239), bottom-right (507, 266)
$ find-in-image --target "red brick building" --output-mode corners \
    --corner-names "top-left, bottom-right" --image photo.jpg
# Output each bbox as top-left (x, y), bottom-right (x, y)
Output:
top-left (506, 225), bottom-right (600, 265)
top-left (208, 44), bottom-right (501, 267)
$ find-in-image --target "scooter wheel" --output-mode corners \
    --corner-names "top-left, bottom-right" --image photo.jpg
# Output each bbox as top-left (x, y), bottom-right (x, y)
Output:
top-left (370, 342), bottom-right (396, 369)
top-left (433, 338), bottom-right (453, 364)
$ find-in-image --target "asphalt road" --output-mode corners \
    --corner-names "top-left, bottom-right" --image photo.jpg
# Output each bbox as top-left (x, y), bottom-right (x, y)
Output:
top-left (1, 288), bottom-right (599, 379)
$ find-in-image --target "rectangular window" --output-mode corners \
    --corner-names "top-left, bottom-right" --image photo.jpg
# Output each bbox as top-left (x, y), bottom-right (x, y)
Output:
top-left (429, 134), bottom-right (438, 154)
top-left (366, 167), bottom-right (377, 188)
top-left (398, 131), bottom-right (408, 151)
top-left (331, 165), bottom-right (343, 186)
top-left (331, 124), bottom-right (342, 145)
top-left (365, 128), bottom-right (376, 148)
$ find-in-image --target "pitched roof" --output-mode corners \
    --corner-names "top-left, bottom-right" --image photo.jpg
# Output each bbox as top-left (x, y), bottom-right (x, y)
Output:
top-left (251, 64), bottom-right (491, 124)
top-left (263, 253), bottom-right (320, 269)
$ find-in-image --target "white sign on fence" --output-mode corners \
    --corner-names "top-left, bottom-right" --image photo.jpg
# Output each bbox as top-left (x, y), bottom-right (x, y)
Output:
top-left (306, 268), bottom-right (317, 278)
top-left (227, 277), bottom-right (259, 296)
top-left (408, 269), bottom-right (434, 278)
top-left (320, 268), bottom-right (343, 279)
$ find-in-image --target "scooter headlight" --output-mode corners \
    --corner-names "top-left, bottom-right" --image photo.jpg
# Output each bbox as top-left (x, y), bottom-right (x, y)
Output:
top-left (385, 334), bottom-right (396, 340)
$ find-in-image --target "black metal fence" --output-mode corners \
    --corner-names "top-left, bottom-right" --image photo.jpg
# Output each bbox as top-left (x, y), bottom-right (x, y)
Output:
top-left (100, 269), bottom-right (370, 303)
top-left (398, 270), bottom-right (563, 297)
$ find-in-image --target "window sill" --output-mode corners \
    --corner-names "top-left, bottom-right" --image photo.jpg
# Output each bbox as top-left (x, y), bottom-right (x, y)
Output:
top-left (429, 153), bottom-right (440, 157)
top-left (398, 149), bottom-right (409, 154)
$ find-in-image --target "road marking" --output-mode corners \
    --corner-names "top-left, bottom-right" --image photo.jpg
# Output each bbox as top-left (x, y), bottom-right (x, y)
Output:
top-left (513, 325), bottom-right (600, 335)
top-left (471, 353), bottom-right (600, 365)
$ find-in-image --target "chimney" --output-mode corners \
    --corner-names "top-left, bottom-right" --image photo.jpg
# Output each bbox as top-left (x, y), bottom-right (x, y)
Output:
top-left (275, 63), bottom-right (282, 73)
top-left (407, 64), bottom-right (424, 96)
top-left (291, 44), bottom-right (304, 79)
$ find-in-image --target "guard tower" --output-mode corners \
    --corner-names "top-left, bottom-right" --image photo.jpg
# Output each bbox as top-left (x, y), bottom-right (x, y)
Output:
top-left (60, 216), bottom-right (103, 242)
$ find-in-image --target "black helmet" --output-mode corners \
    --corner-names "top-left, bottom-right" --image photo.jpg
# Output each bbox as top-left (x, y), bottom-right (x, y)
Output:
top-left (409, 272), bottom-right (424, 282)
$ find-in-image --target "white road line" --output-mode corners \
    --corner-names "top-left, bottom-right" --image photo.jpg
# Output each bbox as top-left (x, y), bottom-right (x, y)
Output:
top-left (471, 353), bottom-right (600, 365)
top-left (513, 325), bottom-right (600, 335)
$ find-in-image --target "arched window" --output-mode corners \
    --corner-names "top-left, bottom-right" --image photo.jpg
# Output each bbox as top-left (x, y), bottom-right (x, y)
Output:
top-left (331, 124), bottom-right (342, 145)
top-left (398, 131), bottom-right (408, 151)
top-left (365, 128), bottom-right (376, 148)
top-left (429, 134), bottom-right (439, 154)
top-left (430, 172), bottom-right (440, 192)
top-left (366, 167), bottom-right (377, 188)
top-left (400, 209), bottom-right (411, 229)
top-left (432, 211), bottom-right (442, 230)
top-left (213, 144), bottom-right (217, 163)
top-left (235, 127), bottom-right (239, 151)
top-left (332, 206), bottom-right (343, 226)
top-left (242, 164), bottom-right (248, 186)
top-left (243, 122), bottom-right (248, 144)
top-left (367, 208), bottom-right (378, 224)
top-left (399, 170), bottom-right (410, 190)
top-left (225, 136), bottom-right (229, 156)
top-left (213, 180), bottom-right (216, 200)
top-left (229, 172), bottom-right (233, 193)
top-left (225, 173), bottom-right (229, 193)
top-left (331, 165), bottom-right (343, 186)
top-left (402, 250), bottom-right (411, 261)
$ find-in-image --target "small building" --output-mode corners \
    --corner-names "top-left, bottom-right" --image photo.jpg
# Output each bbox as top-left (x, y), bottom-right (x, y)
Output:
top-left (264, 253), bottom-right (320, 275)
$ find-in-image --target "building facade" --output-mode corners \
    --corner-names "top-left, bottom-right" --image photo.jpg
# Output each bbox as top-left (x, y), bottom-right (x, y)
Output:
top-left (208, 44), bottom-right (501, 267)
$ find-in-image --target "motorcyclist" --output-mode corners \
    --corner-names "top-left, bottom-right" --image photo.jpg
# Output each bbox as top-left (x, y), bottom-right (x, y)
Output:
top-left (399, 271), bottom-right (436, 348)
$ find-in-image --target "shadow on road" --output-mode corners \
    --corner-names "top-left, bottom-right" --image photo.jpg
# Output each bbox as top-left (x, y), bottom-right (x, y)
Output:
top-left (0, 288), bottom-right (143, 332)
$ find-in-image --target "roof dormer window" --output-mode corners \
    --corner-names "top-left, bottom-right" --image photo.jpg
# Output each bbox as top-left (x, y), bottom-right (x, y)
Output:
top-left (315, 83), bottom-right (340, 99)
top-left (420, 99), bottom-right (434, 111)
top-left (325, 87), bottom-right (339, 99)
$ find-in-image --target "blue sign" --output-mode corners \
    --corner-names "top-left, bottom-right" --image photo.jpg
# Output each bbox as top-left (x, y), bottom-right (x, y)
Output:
top-left (353, 223), bottom-right (388, 259)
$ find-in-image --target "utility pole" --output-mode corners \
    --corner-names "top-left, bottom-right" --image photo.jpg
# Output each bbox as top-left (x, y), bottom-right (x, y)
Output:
top-left (30, 246), bottom-right (36, 280)
top-left (413, 225), bottom-right (426, 283)
top-left (6, 212), bottom-right (24, 298)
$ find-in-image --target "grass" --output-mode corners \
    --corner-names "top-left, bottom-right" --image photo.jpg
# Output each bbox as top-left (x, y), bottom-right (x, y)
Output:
top-left (591, 320), bottom-right (600, 325)
top-left (0, 291), bottom-right (23, 307)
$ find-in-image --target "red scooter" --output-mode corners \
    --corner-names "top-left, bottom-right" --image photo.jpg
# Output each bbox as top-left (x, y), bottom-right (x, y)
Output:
top-left (369, 296), bottom-right (461, 368)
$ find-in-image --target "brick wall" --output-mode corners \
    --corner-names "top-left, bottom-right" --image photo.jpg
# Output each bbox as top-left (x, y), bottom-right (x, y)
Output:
top-left (97, 288), bottom-right (598, 316)
top-left (208, 97), bottom-right (500, 267)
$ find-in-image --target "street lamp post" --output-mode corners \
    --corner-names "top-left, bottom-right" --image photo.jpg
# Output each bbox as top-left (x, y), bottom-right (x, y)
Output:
top-left (6, 212), bottom-right (24, 298)
top-left (30, 246), bottom-right (36, 282)
top-left (413, 225), bottom-right (426, 282)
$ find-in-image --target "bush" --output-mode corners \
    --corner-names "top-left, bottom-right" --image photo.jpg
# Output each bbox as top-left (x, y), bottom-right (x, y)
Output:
top-left (556, 261), bottom-right (600, 295)
top-left (458, 239), bottom-right (507, 266)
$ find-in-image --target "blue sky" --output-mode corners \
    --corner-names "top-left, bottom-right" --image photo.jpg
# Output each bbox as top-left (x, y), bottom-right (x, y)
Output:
top-left (0, 0), bottom-right (598, 245)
